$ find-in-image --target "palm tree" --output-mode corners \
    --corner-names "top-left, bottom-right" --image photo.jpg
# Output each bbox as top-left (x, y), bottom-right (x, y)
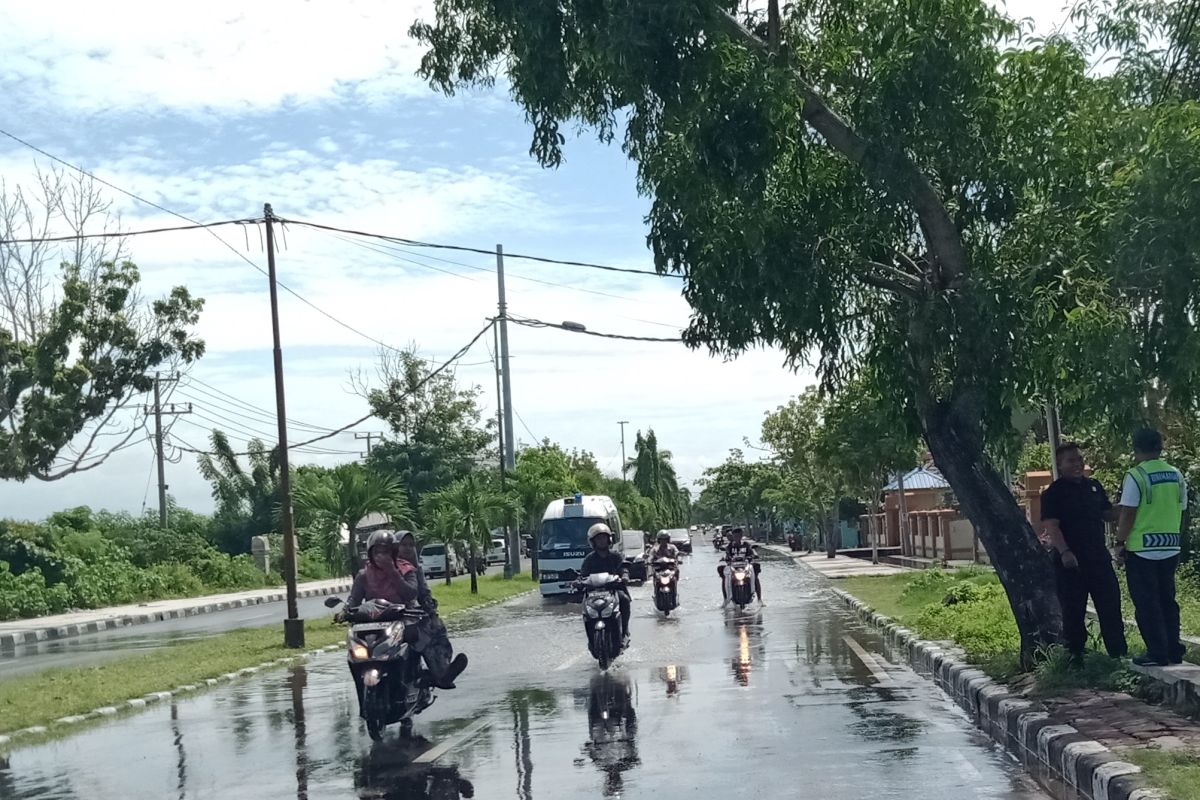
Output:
top-left (196, 430), bottom-right (279, 551)
top-left (292, 463), bottom-right (412, 575)
top-left (421, 504), bottom-right (466, 586)
top-left (426, 473), bottom-right (517, 593)
top-left (629, 429), bottom-right (685, 527)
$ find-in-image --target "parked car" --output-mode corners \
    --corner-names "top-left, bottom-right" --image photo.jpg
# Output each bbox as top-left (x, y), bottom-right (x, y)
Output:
top-left (487, 537), bottom-right (507, 565)
top-left (421, 543), bottom-right (459, 579)
top-left (623, 530), bottom-right (648, 583)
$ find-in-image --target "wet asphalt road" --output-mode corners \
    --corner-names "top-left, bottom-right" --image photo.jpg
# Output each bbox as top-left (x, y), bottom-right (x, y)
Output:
top-left (0, 573), bottom-right (479, 679)
top-left (0, 544), bottom-right (1050, 800)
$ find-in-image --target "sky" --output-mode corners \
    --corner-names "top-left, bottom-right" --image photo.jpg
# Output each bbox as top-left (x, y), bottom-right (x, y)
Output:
top-left (0, 0), bottom-right (1065, 520)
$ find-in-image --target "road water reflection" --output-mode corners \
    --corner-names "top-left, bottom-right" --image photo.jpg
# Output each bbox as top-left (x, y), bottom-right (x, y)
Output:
top-left (0, 545), bottom-right (1051, 800)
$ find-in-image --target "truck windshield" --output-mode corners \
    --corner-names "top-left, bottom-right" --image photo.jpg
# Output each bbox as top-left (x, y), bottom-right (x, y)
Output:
top-left (540, 517), bottom-right (606, 551)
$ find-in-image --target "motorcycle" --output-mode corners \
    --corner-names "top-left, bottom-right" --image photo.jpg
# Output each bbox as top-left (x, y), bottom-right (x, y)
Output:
top-left (713, 534), bottom-right (727, 551)
top-left (651, 558), bottom-right (679, 616)
top-left (565, 573), bottom-right (627, 670)
top-left (325, 596), bottom-right (436, 740)
top-left (726, 558), bottom-right (756, 610)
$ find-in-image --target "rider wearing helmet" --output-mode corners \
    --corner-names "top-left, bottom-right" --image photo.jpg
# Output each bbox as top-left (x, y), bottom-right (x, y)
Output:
top-left (578, 523), bottom-right (632, 646)
top-left (719, 527), bottom-right (764, 607)
top-left (650, 531), bottom-right (681, 573)
top-left (346, 529), bottom-right (468, 690)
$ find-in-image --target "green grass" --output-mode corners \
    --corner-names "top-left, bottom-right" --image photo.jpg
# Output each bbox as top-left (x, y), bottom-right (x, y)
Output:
top-left (0, 573), bottom-right (531, 736)
top-left (1126, 748), bottom-right (1200, 800)
top-left (838, 568), bottom-right (1149, 688)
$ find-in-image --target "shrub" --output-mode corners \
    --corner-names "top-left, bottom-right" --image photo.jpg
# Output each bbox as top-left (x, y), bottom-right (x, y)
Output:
top-left (912, 581), bottom-right (1019, 660)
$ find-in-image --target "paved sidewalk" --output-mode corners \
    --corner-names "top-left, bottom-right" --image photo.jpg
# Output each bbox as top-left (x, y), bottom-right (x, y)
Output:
top-left (764, 543), bottom-right (910, 577)
top-left (0, 577), bottom-right (352, 650)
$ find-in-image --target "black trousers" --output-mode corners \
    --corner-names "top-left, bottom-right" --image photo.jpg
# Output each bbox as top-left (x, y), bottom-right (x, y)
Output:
top-left (1055, 552), bottom-right (1127, 658)
top-left (1125, 554), bottom-right (1184, 663)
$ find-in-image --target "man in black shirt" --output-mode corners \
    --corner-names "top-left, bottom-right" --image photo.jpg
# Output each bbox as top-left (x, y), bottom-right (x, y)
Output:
top-left (1041, 442), bottom-right (1127, 660)
top-left (579, 523), bottom-right (631, 646)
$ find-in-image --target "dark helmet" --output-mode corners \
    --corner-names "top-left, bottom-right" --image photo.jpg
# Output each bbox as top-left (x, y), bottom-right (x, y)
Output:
top-left (731, 527), bottom-right (744, 538)
top-left (656, 531), bottom-right (670, 542)
top-left (366, 530), bottom-right (397, 558)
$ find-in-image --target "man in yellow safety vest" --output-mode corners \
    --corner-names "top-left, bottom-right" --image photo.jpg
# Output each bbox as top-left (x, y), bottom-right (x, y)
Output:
top-left (1116, 428), bottom-right (1188, 667)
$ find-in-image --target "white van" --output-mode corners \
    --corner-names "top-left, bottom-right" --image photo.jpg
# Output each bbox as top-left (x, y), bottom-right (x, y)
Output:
top-left (537, 494), bottom-right (623, 597)
top-left (487, 537), bottom-right (507, 565)
top-left (421, 543), bottom-right (459, 579)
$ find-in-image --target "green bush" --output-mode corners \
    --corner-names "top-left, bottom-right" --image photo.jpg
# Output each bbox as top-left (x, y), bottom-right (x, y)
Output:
top-left (911, 579), bottom-right (1019, 661)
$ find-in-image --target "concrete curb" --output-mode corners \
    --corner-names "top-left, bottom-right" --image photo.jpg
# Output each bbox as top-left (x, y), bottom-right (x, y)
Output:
top-left (0, 586), bottom-right (536, 750)
top-left (826, 585), bottom-right (1164, 800)
top-left (0, 582), bottom-right (353, 651)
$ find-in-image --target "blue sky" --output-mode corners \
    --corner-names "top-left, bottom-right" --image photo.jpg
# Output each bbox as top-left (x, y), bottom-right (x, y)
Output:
top-left (0, 0), bottom-right (1061, 519)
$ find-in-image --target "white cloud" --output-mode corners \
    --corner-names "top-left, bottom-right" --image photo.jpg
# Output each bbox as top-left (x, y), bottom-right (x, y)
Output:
top-left (0, 0), bottom-right (436, 114)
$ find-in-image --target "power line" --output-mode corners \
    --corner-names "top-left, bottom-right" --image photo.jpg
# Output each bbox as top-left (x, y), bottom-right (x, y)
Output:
top-left (281, 217), bottom-right (681, 279)
top-left (0, 128), bottom-right (420, 357)
top-left (0, 218), bottom-right (261, 245)
top-left (176, 381), bottom-right (336, 434)
top-left (172, 320), bottom-right (496, 457)
top-left (514, 407), bottom-right (540, 445)
top-left (329, 230), bottom-right (687, 330)
top-left (506, 314), bottom-right (685, 343)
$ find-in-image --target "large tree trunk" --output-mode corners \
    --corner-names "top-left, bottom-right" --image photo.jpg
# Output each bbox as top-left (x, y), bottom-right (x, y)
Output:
top-left (921, 399), bottom-right (1061, 666)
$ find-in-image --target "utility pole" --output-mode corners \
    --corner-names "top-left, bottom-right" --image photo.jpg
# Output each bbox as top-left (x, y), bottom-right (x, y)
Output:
top-left (144, 373), bottom-right (190, 528)
top-left (496, 244), bottom-right (521, 577)
top-left (1045, 401), bottom-right (1062, 480)
top-left (618, 420), bottom-right (629, 482)
top-left (354, 431), bottom-right (382, 459)
top-left (265, 203), bottom-right (304, 648)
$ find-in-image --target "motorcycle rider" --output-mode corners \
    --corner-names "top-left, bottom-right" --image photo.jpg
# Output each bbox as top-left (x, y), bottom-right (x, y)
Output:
top-left (578, 523), bottom-right (632, 647)
top-left (649, 531), bottom-right (681, 585)
top-left (344, 530), bottom-right (468, 690)
top-left (719, 526), bottom-right (764, 607)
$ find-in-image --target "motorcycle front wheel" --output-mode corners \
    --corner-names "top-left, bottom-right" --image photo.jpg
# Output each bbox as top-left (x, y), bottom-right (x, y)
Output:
top-left (363, 683), bottom-right (388, 741)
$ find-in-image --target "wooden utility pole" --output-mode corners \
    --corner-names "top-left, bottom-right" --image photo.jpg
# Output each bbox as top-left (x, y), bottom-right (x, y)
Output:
top-left (354, 431), bottom-right (382, 459)
top-left (144, 372), bottom-right (190, 528)
top-left (265, 203), bottom-right (304, 648)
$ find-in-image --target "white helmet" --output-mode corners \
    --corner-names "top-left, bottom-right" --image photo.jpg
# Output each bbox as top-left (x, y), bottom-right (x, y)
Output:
top-left (587, 523), bottom-right (613, 546)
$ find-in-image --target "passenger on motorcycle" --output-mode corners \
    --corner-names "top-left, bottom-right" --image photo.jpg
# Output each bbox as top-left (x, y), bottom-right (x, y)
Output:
top-left (579, 523), bottom-right (632, 646)
top-left (345, 530), bottom-right (468, 690)
top-left (719, 527), bottom-right (764, 607)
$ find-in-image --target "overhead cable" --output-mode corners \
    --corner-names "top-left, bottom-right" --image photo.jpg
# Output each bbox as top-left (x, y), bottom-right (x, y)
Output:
top-left (506, 314), bottom-right (685, 343)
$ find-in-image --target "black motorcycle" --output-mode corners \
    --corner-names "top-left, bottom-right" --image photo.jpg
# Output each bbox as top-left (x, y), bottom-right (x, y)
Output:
top-left (326, 596), bottom-right (436, 740)
top-left (727, 558), bottom-right (756, 610)
top-left (565, 573), bottom-right (626, 670)
top-left (651, 558), bottom-right (678, 616)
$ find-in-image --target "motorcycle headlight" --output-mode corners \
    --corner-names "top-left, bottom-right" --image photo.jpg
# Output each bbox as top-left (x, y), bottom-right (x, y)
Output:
top-left (350, 643), bottom-right (369, 660)
top-left (590, 596), bottom-right (608, 608)
top-left (659, 575), bottom-right (672, 585)
top-left (386, 621), bottom-right (406, 646)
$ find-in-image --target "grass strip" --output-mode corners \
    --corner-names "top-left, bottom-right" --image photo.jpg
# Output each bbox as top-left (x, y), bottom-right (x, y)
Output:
top-left (1125, 748), bottom-right (1200, 800)
top-left (0, 573), bottom-right (532, 735)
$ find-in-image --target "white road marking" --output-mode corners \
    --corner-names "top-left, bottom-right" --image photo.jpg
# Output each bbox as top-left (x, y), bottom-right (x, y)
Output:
top-left (842, 635), bottom-right (895, 686)
top-left (413, 719), bottom-right (492, 764)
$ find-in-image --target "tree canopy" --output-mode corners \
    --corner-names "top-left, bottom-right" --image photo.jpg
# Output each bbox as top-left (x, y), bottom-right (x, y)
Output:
top-left (364, 348), bottom-right (494, 517)
top-left (411, 0), bottom-right (1200, 659)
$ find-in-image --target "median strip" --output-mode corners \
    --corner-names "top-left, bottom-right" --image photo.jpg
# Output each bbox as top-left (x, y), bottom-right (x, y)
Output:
top-left (0, 574), bottom-right (532, 746)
